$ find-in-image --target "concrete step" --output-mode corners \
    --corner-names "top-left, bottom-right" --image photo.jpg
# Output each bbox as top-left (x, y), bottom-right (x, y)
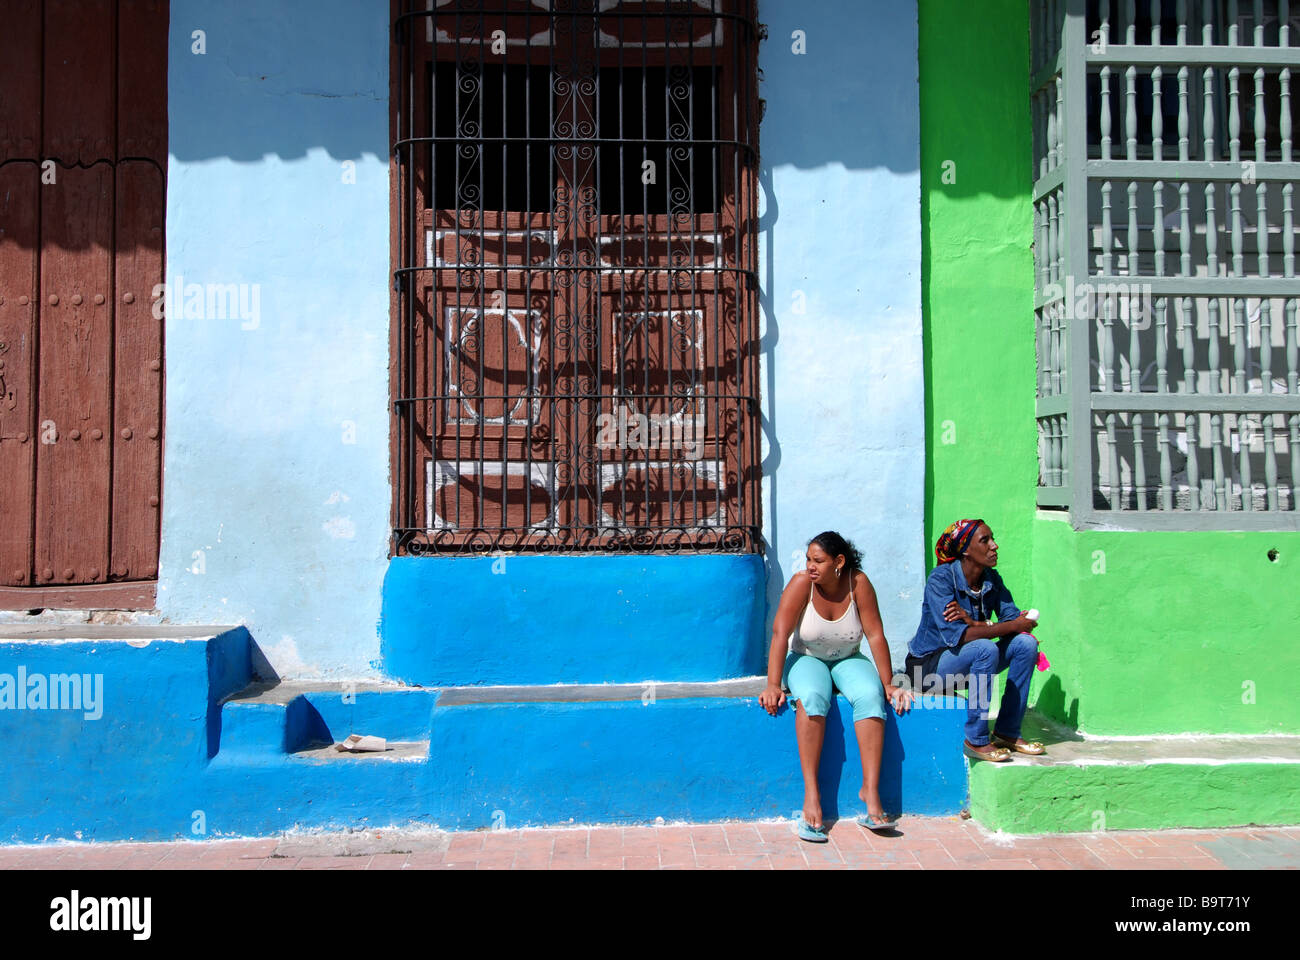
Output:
top-left (212, 676), bottom-right (969, 830)
top-left (969, 709), bottom-right (1300, 832)
top-left (215, 680), bottom-right (437, 759)
top-left (425, 677), bottom-right (969, 830)
top-left (291, 741), bottom-right (430, 763)
top-left (1, 623), bottom-right (972, 843)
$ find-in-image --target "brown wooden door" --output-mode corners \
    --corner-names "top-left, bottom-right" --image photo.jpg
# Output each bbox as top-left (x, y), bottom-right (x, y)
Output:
top-left (0, 0), bottom-right (167, 603)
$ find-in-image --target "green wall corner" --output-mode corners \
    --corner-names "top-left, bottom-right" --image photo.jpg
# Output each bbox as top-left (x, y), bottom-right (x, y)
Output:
top-left (919, 0), bottom-right (1300, 739)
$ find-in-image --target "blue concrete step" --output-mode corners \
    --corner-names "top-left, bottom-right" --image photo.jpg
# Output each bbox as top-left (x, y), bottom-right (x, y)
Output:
top-left (214, 680), bottom-right (437, 761)
top-left (1, 626), bottom-right (971, 843)
top-left (423, 679), bottom-right (969, 830)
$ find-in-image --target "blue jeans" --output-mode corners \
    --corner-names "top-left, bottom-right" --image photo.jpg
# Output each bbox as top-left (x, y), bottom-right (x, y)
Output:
top-left (935, 634), bottom-right (1037, 746)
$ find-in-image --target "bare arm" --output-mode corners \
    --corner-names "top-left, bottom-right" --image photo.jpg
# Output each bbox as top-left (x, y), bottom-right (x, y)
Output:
top-left (854, 572), bottom-right (913, 715)
top-left (758, 572), bottom-right (811, 716)
top-left (943, 601), bottom-right (1038, 642)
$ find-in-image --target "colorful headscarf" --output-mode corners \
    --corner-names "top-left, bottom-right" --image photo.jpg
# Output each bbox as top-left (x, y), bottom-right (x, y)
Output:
top-left (934, 518), bottom-right (985, 564)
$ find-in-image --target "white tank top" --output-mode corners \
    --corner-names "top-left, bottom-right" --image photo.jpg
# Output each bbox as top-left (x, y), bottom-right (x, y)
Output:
top-left (790, 574), bottom-right (863, 661)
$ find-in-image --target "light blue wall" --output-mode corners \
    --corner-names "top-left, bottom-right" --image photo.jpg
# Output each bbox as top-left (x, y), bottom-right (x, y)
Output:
top-left (155, 0), bottom-right (925, 682)
top-left (757, 0), bottom-right (924, 665)
top-left (159, 1), bottom-right (392, 677)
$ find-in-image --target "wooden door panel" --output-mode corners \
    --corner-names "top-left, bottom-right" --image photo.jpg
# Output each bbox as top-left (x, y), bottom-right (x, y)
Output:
top-left (0, 163), bottom-right (40, 585)
top-left (44, 0), bottom-right (116, 166)
top-left (0, 1), bottom-right (42, 162)
top-left (111, 162), bottom-right (164, 580)
top-left (118, 0), bottom-right (169, 166)
top-left (35, 165), bottom-right (114, 585)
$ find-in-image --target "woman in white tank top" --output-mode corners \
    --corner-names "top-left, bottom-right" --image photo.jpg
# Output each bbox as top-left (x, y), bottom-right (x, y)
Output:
top-left (758, 532), bottom-right (914, 841)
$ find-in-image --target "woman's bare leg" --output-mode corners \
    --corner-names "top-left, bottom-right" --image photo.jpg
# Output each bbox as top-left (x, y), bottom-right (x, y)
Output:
top-left (853, 716), bottom-right (887, 819)
top-left (794, 701), bottom-right (826, 829)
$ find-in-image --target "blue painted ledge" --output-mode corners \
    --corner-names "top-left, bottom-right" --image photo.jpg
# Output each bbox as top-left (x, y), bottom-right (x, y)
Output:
top-left (379, 554), bottom-right (768, 686)
top-left (0, 629), bottom-right (969, 843)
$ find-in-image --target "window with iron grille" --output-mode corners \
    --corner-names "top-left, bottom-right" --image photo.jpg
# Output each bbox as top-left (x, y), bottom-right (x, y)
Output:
top-left (390, 0), bottom-right (761, 554)
top-left (1033, 0), bottom-right (1300, 529)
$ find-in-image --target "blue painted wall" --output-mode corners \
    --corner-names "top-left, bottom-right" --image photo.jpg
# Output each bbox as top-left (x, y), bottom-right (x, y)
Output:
top-left (756, 0), bottom-right (924, 667)
top-left (381, 555), bottom-right (766, 686)
top-left (157, 0), bottom-right (392, 678)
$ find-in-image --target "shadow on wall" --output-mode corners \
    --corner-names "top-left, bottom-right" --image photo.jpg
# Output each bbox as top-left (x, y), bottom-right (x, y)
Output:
top-left (757, 161), bottom-right (785, 638)
top-left (758, 0), bottom-right (919, 174)
top-left (168, 0), bottom-right (388, 163)
top-left (1033, 673), bottom-right (1081, 732)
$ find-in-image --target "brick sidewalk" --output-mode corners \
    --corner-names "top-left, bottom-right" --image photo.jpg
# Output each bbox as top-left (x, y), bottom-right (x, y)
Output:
top-left (3, 818), bottom-right (1297, 870)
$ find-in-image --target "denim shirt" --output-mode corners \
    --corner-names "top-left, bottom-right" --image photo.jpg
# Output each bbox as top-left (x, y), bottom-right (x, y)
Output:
top-left (907, 562), bottom-right (1022, 658)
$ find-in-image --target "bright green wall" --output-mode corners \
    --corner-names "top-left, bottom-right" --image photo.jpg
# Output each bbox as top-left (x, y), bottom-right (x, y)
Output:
top-left (1031, 520), bottom-right (1298, 735)
top-left (920, 0), bottom-right (1299, 736)
top-left (918, 0), bottom-right (1040, 679)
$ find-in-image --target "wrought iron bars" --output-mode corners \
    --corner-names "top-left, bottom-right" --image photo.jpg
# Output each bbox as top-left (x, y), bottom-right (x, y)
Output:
top-left (390, 0), bottom-right (762, 554)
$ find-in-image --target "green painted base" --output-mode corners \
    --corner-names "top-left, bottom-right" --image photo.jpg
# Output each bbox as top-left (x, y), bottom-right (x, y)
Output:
top-left (970, 761), bottom-right (1300, 834)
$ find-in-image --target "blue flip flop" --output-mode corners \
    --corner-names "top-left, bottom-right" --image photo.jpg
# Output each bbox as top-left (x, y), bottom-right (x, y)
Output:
top-left (795, 817), bottom-right (829, 843)
top-left (857, 812), bottom-right (899, 832)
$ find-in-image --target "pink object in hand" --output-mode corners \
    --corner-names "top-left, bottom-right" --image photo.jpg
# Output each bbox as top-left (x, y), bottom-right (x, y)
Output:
top-left (1023, 632), bottom-right (1049, 672)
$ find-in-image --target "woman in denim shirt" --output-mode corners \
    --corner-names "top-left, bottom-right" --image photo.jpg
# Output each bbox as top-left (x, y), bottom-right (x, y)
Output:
top-left (906, 519), bottom-right (1044, 762)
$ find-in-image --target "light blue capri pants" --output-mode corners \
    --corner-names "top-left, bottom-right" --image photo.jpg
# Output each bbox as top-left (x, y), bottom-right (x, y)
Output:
top-left (782, 650), bottom-right (887, 723)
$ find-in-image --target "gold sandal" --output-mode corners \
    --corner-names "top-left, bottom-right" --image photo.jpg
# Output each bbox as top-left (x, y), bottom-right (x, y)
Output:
top-left (992, 734), bottom-right (1045, 755)
top-left (963, 741), bottom-right (1012, 763)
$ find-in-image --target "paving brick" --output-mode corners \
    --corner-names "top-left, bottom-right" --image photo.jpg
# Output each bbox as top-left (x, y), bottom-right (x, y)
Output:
top-left (800, 843), bottom-right (845, 865)
top-left (586, 828), bottom-right (624, 852)
top-left (552, 833), bottom-right (589, 857)
top-left (657, 844), bottom-right (696, 866)
top-left (447, 833), bottom-right (487, 855)
top-left (912, 849), bottom-right (959, 869)
top-left (977, 858), bottom-right (1039, 869)
top-left (403, 852), bottom-right (448, 869)
top-left (755, 821), bottom-right (801, 844)
top-left (938, 838), bottom-right (985, 859)
top-left (481, 832), bottom-right (524, 852)
top-left (511, 834), bottom-right (556, 854)
top-left (368, 854), bottom-right (411, 870)
top-left (768, 852), bottom-right (811, 870)
top-left (650, 825), bottom-right (699, 843)
top-left (296, 855), bottom-right (374, 869)
top-left (1028, 856), bottom-right (1074, 870)
top-left (840, 850), bottom-right (920, 868)
top-left (622, 855), bottom-right (660, 870)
